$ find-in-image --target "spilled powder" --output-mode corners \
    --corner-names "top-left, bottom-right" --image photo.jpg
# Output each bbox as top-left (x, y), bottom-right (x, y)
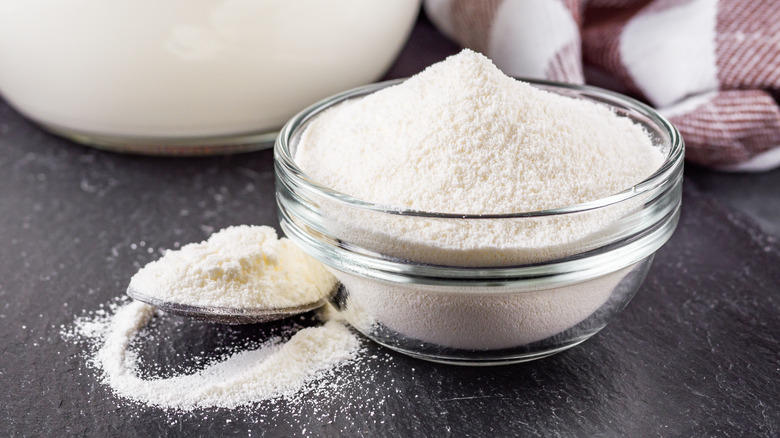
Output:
top-left (67, 299), bottom-right (361, 410)
top-left (63, 299), bottom-right (414, 434)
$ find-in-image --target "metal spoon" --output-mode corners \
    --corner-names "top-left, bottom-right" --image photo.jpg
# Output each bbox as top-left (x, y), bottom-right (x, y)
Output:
top-left (126, 285), bottom-right (328, 325)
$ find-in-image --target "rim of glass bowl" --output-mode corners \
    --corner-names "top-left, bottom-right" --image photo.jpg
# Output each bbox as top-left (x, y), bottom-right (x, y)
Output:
top-left (274, 78), bottom-right (684, 288)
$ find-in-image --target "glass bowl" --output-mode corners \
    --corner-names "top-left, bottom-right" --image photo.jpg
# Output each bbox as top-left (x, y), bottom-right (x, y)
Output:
top-left (274, 79), bottom-right (684, 365)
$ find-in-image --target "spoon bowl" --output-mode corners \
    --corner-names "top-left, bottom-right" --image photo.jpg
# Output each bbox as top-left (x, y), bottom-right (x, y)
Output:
top-left (126, 286), bottom-right (327, 325)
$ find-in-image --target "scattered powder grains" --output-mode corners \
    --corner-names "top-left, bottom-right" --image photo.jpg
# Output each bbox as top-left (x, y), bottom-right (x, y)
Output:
top-left (69, 300), bottom-right (360, 410)
top-left (129, 225), bottom-right (335, 309)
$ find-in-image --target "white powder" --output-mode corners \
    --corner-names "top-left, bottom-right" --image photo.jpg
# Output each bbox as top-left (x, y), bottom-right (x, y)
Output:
top-left (338, 264), bottom-right (636, 350)
top-left (296, 49), bottom-right (663, 216)
top-left (293, 50), bottom-right (666, 349)
top-left (74, 300), bottom-right (360, 410)
top-left (295, 50), bottom-right (664, 266)
top-left (129, 225), bottom-right (335, 309)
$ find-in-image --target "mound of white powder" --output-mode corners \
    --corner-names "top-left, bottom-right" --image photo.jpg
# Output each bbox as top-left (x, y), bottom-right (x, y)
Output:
top-left (296, 49), bottom-right (663, 215)
top-left (294, 50), bottom-right (665, 267)
top-left (129, 225), bottom-right (335, 309)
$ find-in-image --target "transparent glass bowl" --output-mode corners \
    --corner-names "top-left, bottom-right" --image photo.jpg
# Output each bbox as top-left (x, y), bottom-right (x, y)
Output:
top-left (275, 79), bottom-right (684, 365)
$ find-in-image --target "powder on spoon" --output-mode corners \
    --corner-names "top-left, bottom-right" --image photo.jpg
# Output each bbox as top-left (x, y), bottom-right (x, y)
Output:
top-left (129, 225), bottom-right (335, 309)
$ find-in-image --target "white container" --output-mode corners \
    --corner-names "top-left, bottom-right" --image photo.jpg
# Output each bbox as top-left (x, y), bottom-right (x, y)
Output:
top-left (0, 0), bottom-right (420, 154)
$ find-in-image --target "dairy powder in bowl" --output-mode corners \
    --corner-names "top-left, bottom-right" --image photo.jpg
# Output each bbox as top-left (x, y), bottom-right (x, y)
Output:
top-left (274, 52), bottom-right (684, 365)
top-left (0, 0), bottom-right (420, 154)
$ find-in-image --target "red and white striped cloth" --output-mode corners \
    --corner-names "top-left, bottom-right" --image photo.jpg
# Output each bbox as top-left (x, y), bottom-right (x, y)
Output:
top-left (425, 0), bottom-right (780, 171)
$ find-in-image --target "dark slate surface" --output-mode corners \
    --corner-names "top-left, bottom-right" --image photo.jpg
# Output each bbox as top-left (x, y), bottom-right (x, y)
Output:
top-left (1, 14), bottom-right (779, 438)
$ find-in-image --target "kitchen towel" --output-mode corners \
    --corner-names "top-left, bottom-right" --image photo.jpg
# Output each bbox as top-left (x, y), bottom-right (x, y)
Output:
top-left (425, 0), bottom-right (780, 171)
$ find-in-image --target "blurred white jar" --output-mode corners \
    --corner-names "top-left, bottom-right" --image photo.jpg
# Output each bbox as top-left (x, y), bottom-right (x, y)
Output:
top-left (0, 0), bottom-right (419, 154)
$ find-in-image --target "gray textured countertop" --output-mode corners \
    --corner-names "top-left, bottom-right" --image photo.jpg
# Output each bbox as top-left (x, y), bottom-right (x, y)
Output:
top-left (1, 14), bottom-right (778, 438)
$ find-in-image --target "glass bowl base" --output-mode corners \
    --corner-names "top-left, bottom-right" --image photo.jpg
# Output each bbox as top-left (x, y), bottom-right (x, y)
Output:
top-left (368, 333), bottom-right (596, 366)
